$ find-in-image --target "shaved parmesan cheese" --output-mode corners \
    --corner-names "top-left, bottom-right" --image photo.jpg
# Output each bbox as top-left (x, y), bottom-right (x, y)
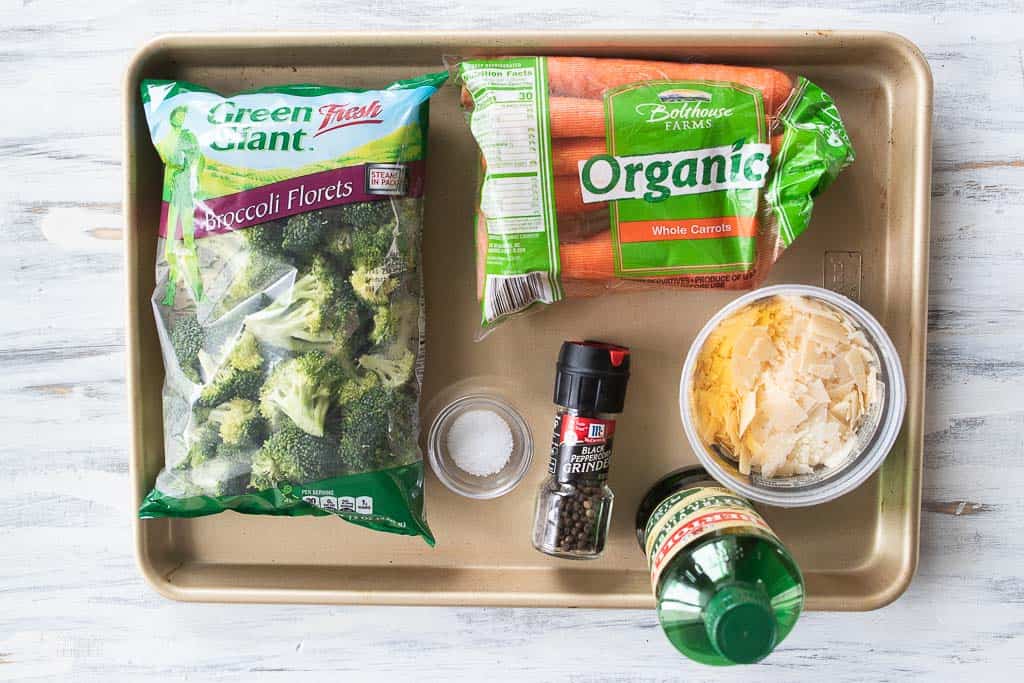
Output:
top-left (828, 380), bottom-right (856, 401)
top-left (747, 331), bottom-right (776, 365)
top-left (738, 449), bottom-right (752, 475)
top-left (809, 315), bottom-right (849, 344)
top-left (807, 378), bottom-right (830, 405)
top-left (691, 294), bottom-right (883, 479)
top-left (739, 390), bottom-right (757, 437)
top-left (844, 348), bottom-right (868, 390)
top-left (809, 363), bottom-right (835, 379)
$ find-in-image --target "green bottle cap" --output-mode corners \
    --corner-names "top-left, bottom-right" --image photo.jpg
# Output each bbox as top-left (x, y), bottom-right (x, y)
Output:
top-left (704, 583), bottom-right (778, 664)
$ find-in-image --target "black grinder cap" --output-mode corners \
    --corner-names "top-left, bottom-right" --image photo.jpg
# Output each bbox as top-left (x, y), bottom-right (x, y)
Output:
top-left (553, 340), bottom-right (631, 414)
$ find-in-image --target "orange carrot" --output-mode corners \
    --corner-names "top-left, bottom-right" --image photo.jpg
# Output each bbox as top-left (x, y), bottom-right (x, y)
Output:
top-left (554, 175), bottom-right (604, 215)
top-left (545, 57), bottom-right (793, 116)
top-left (549, 98), bottom-right (606, 138)
top-left (551, 138), bottom-right (607, 176)
top-left (558, 230), bottom-right (615, 280)
top-left (556, 208), bottom-right (610, 242)
top-left (559, 230), bottom-right (763, 292)
top-left (476, 210), bottom-right (487, 301)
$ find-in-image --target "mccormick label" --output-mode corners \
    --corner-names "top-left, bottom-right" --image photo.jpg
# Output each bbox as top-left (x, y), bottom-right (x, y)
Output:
top-left (548, 413), bottom-right (616, 483)
top-left (642, 486), bottom-right (776, 591)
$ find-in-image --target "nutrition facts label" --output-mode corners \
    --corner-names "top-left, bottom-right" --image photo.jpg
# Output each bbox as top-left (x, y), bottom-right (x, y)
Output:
top-left (460, 57), bottom-right (563, 324)
top-left (464, 61), bottom-right (552, 235)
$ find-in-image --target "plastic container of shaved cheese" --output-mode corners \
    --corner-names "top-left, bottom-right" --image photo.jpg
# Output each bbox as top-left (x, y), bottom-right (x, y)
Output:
top-left (680, 284), bottom-right (906, 508)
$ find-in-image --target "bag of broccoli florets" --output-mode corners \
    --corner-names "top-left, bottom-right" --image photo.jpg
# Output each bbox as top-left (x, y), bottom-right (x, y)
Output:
top-left (138, 74), bottom-right (447, 545)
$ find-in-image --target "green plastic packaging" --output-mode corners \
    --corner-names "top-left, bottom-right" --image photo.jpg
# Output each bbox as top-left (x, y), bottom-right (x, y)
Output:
top-left (457, 57), bottom-right (854, 335)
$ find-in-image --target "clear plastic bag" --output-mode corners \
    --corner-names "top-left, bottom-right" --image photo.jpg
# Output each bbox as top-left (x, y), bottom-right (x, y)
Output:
top-left (138, 74), bottom-right (447, 545)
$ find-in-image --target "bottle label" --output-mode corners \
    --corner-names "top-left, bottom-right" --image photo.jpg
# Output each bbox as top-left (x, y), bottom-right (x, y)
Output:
top-left (643, 486), bottom-right (776, 591)
top-left (548, 414), bottom-right (616, 483)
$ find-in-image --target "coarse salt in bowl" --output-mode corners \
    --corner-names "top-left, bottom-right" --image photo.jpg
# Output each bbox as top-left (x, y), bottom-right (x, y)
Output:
top-left (427, 394), bottom-right (533, 499)
top-left (679, 284), bottom-right (907, 508)
top-left (447, 409), bottom-right (514, 477)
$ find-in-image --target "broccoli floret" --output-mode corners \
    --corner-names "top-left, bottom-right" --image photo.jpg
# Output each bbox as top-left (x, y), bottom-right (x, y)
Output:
top-left (226, 330), bottom-right (263, 372)
top-left (323, 225), bottom-right (352, 262)
top-left (259, 351), bottom-right (347, 436)
top-left (328, 199), bottom-right (414, 271)
top-left (197, 365), bottom-right (262, 407)
top-left (244, 257), bottom-right (357, 351)
top-left (243, 221), bottom-right (284, 255)
top-left (350, 230), bottom-right (393, 270)
top-left (331, 278), bottom-right (365, 339)
top-left (281, 212), bottom-right (329, 256)
top-left (369, 306), bottom-right (393, 346)
top-left (195, 330), bottom-right (265, 406)
top-left (169, 314), bottom-right (204, 383)
top-left (189, 453), bottom-right (252, 496)
top-left (250, 421), bottom-right (339, 490)
top-left (199, 329), bottom-right (264, 380)
top-left (350, 265), bottom-right (398, 305)
top-left (297, 256), bottom-right (346, 334)
top-left (227, 249), bottom-right (283, 303)
top-left (357, 292), bottom-right (418, 389)
top-left (392, 198), bottom-right (421, 267)
top-left (334, 372), bottom-right (379, 406)
top-left (208, 398), bottom-right (267, 446)
top-left (369, 296), bottom-right (419, 348)
top-left (180, 421), bottom-right (221, 469)
top-left (336, 380), bottom-right (392, 473)
top-left (330, 371), bottom-right (420, 474)
top-left (342, 203), bottom-right (397, 269)
top-left (333, 377), bottom-right (419, 474)
top-left (338, 201), bottom-right (395, 231)
top-left (215, 440), bottom-right (252, 460)
top-left (358, 346), bottom-right (415, 388)
top-left (244, 297), bottom-right (332, 351)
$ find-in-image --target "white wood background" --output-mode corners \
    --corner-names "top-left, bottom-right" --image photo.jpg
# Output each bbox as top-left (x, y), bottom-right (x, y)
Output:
top-left (1, 1), bottom-right (1022, 680)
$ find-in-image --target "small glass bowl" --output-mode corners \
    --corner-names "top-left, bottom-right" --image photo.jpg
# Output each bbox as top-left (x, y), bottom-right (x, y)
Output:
top-left (680, 284), bottom-right (907, 508)
top-left (427, 394), bottom-right (533, 499)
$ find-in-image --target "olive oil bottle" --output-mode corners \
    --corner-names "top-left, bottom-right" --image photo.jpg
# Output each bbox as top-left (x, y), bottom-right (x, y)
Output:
top-left (636, 466), bottom-right (804, 665)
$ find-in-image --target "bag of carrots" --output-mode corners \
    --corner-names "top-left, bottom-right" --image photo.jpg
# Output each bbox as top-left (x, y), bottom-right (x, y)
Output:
top-left (456, 56), bottom-right (855, 334)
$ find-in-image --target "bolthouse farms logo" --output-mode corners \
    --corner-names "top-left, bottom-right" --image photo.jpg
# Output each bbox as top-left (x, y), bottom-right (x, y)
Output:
top-left (632, 87), bottom-right (734, 131)
top-left (577, 140), bottom-right (771, 204)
